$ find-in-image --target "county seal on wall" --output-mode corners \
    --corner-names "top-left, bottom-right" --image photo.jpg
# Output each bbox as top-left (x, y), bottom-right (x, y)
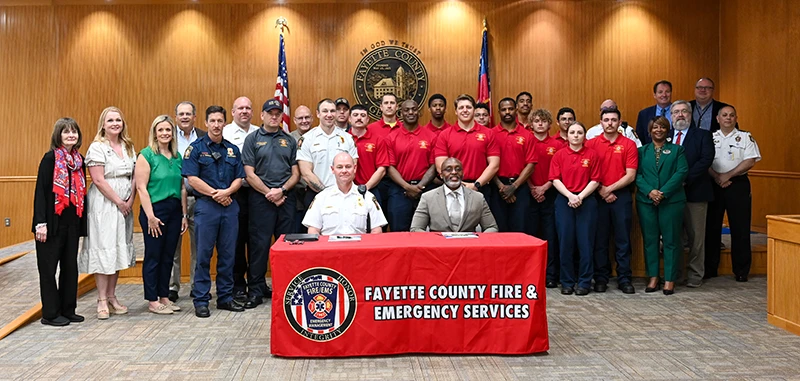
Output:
top-left (284, 267), bottom-right (357, 342)
top-left (353, 44), bottom-right (429, 120)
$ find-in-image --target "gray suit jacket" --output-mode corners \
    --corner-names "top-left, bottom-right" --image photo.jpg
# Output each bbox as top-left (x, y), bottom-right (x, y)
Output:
top-left (410, 185), bottom-right (498, 233)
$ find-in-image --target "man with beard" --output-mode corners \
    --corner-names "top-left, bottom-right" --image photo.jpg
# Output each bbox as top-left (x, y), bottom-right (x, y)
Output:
top-left (669, 100), bottom-right (714, 287)
top-left (385, 99), bottom-right (438, 231)
top-left (474, 103), bottom-right (491, 127)
top-left (424, 94), bottom-right (451, 135)
top-left (636, 80), bottom-right (673, 145)
top-left (489, 98), bottom-right (536, 233)
top-left (169, 101), bottom-right (206, 302)
top-left (410, 157), bottom-right (498, 233)
top-left (515, 92), bottom-right (533, 129)
top-left (302, 152), bottom-right (387, 235)
top-left (222, 96), bottom-right (259, 304)
top-left (334, 97), bottom-right (352, 132)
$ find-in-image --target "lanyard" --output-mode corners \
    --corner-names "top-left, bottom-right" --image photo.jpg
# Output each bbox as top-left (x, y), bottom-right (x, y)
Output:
top-left (696, 103), bottom-right (711, 126)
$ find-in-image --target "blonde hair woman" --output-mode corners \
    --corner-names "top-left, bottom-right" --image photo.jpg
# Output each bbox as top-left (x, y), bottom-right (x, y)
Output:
top-left (135, 115), bottom-right (187, 314)
top-left (79, 106), bottom-right (136, 319)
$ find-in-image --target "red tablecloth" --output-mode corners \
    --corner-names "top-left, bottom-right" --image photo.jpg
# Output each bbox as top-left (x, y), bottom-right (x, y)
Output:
top-left (270, 232), bottom-right (549, 357)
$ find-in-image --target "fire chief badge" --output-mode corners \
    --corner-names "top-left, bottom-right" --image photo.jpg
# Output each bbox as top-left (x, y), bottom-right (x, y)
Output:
top-left (284, 267), bottom-right (357, 341)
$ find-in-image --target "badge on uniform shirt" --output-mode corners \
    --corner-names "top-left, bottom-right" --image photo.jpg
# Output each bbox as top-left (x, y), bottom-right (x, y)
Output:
top-left (227, 147), bottom-right (235, 157)
top-left (279, 139), bottom-right (288, 147)
top-left (714, 139), bottom-right (720, 144)
top-left (735, 136), bottom-right (741, 142)
top-left (419, 140), bottom-right (429, 149)
top-left (339, 136), bottom-right (345, 144)
top-left (613, 145), bottom-right (623, 153)
top-left (298, 136), bottom-right (305, 148)
top-left (365, 143), bottom-right (375, 152)
top-left (184, 145), bottom-right (193, 159)
top-left (357, 196), bottom-right (364, 207)
top-left (581, 159), bottom-right (590, 167)
top-left (256, 141), bottom-right (267, 146)
top-left (372, 196), bottom-right (381, 211)
top-left (516, 137), bottom-right (525, 145)
top-left (547, 147), bottom-right (556, 155)
top-left (476, 133), bottom-right (486, 141)
top-left (666, 137), bottom-right (672, 142)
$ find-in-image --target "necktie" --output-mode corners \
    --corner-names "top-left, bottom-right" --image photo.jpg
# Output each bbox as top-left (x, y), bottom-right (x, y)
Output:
top-left (660, 108), bottom-right (667, 117)
top-left (449, 192), bottom-right (462, 230)
top-left (675, 131), bottom-right (682, 145)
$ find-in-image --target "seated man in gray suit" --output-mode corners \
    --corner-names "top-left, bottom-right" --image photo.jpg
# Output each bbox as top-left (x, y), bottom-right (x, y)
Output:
top-left (410, 157), bottom-right (498, 233)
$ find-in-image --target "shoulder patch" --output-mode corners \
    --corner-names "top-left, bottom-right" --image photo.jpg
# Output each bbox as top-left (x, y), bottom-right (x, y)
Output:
top-left (630, 129), bottom-right (639, 139)
top-left (372, 196), bottom-right (381, 211)
top-left (749, 135), bottom-right (755, 143)
top-left (298, 136), bottom-right (304, 149)
top-left (184, 145), bottom-right (193, 159)
top-left (307, 197), bottom-right (315, 210)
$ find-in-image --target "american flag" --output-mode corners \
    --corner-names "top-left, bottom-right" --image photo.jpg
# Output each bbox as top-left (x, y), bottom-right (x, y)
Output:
top-left (477, 21), bottom-right (493, 125)
top-left (274, 34), bottom-right (290, 133)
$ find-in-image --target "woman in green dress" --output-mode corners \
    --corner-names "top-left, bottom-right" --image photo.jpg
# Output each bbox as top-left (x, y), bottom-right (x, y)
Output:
top-left (635, 117), bottom-right (688, 295)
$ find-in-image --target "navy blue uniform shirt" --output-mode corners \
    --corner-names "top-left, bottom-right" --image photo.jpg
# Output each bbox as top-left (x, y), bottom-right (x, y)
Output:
top-left (182, 135), bottom-right (245, 194)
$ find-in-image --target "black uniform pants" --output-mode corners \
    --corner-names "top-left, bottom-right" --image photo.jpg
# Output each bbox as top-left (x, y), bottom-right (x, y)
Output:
top-left (248, 189), bottom-right (296, 298)
top-left (705, 175), bottom-right (752, 277)
top-left (35, 206), bottom-right (80, 320)
top-left (232, 187), bottom-right (251, 294)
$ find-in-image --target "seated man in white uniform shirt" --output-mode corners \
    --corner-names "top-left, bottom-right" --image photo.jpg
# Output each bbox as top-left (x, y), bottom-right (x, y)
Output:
top-left (303, 152), bottom-right (387, 235)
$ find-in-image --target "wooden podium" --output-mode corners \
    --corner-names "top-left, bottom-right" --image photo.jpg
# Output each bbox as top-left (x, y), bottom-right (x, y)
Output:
top-left (766, 215), bottom-right (800, 336)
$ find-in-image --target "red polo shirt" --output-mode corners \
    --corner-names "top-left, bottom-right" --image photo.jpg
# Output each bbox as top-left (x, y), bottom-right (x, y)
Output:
top-left (350, 128), bottom-right (389, 186)
top-left (434, 123), bottom-right (500, 181)
top-left (423, 120), bottom-right (452, 136)
top-left (549, 146), bottom-right (602, 193)
top-left (385, 126), bottom-right (437, 181)
top-left (529, 135), bottom-right (567, 186)
top-left (553, 133), bottom-right (568, 146)
top-left (585, 133), bottom-right (638, 186)
top-left (368, 119), bottom-right (403, 141)
top-left (493, 124), bottom-right (537, 178)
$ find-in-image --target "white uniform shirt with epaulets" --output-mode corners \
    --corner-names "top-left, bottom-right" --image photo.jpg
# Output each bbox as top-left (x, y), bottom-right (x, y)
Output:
top-left (586, 124), bottom-right (642, 147)
top-left (711, 128), bottom-right (761, 174)
top-left (302, 184), bottom-right (387, 235)
top-left (222, 123), bottom-right (259, 151)
top-left (296, 126), bottom-right (359, 188)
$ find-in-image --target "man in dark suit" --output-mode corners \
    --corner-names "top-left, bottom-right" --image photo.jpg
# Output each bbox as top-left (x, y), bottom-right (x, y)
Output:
top-left (690, 77), bottom-right (729, 133)
top-left (169, 101), bottom-right (207, 302)
top-left (669, 100), bottom-right (714, 288)
top-left (636, 80), bottom-right (673, 145)
top-left (410, 157), bottom-right (498, 233)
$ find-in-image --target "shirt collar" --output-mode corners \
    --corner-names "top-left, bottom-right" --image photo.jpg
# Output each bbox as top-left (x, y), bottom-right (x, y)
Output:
top-left (444, 184), bottom-right (463, 197)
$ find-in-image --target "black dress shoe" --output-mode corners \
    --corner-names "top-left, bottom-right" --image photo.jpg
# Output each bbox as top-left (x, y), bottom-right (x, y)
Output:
top-left (63, 313), bottom-right (85, 323)
top-left (41, 316), bottom-right (70, 326)
top-left (561, 287), bottom-right (574, 295)
top-left (264, 287), bottom-right (273, 299)
top-left (663, 288), bottom-right (675, 295)
top-left (618, 283), bottom-right (635, 294)
top-left (217, 301), bottom-right (245, 312)
top-left (233, 290), bottom-right (248, 304)
top-left (195, 305), bottom-right (210, 318)
top-left (168, 290), bottom-right (179, 302)
top-left (575, 287), bottom-right (590, 296)
top-left (243, 295), bottom-right (263, 309)
top-left (594, 283), bottom-right (608, 293)
top-left (545, 280), bottom-right (558, 288)
top-left (735, 275), bottom-right (748, 282)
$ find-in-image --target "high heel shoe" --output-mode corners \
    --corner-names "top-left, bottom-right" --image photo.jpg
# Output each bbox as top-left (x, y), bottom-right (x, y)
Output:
top-left (645, 277), bottom-right (660, 293)
top-left (97, 298), bottom-right (110, 320)
top-left (663, 281), bottom-right (675, 295)
top-left (107, 295), bottom-right (128, 315)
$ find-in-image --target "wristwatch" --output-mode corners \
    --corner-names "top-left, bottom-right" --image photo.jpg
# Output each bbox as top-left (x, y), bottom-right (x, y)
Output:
top-left (280, 186), bottom-right (288, 195)
top-left (474, 181), bottom-right (482, 190)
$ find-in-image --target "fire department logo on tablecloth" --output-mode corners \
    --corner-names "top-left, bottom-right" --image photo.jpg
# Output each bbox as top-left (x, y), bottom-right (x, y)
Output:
top-left (284, 267), bottom-right (357, 342)
top-left (353, 42), bottom-right (429, 120)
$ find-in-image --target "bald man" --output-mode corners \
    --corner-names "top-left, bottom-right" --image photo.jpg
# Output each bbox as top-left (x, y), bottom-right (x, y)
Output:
top-left (302, 152), bottom-right (387, 235)
top-left (586, 99), bottom-right (642, 147)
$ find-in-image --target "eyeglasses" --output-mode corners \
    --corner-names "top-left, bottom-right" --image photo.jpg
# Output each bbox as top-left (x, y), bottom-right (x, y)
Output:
top-left (671, 109), bottom-right (691, 115)
top-left (695, 86), bottom-right (714, 91)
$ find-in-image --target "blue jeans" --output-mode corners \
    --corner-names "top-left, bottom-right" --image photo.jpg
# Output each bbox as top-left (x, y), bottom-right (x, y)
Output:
top-left (192, 197), bottom-right (239, 306)
top-left (555, 193), bottom-right (597, 289)
top-left (593, 188), bottom-right (633, 285)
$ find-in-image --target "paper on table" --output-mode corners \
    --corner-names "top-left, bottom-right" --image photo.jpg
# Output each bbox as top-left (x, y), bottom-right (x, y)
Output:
top-left (441, 232), bottom-right (479, 239)
top-left (328, 235), bottom-right (362, 242)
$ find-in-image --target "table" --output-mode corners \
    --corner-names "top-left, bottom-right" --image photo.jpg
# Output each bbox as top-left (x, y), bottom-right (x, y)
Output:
top-left (270, 232), bottom-right (549, 357)
top-left (767, 215), bottom-right (800, 336)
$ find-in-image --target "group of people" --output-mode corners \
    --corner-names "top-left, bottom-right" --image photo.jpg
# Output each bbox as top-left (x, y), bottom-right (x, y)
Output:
top-left (31, 77), bottom-right (760, 325)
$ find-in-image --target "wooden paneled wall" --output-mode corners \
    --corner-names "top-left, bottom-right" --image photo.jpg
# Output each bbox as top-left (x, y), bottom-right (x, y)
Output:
top-left (1, 0), bottom-right (722, 247)
top-left (719, 0), bottom-right (800, 231)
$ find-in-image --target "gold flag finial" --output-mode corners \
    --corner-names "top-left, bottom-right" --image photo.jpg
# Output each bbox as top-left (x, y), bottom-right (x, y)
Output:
top-left (483, 17), bottom-right (487, 30)
top-left (275, 17), bottom-right (289, 35)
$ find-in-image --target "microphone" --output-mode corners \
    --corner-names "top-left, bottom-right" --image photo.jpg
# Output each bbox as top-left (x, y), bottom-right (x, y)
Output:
top-left (357, 185), bottom-right (371, 233)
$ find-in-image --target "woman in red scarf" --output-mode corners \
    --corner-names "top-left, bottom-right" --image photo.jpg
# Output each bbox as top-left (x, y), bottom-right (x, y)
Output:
top-left (32, 118), bottom-right (88, 326)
